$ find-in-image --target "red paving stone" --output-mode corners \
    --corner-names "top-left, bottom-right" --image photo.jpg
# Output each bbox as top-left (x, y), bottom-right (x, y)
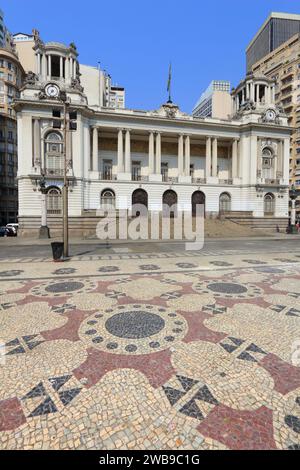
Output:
top-left (197, 404), bottom-right (277, 450)
top-left (0, 398), bottom-right (26, 432)
top-left (73, 347), bottom-right (175, 389)
top-left (261, 353), bottom-right (300, 395)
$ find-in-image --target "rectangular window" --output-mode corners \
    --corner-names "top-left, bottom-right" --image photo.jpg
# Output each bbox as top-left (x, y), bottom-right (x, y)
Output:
top-left (102, 160), bottom-right (112, 180)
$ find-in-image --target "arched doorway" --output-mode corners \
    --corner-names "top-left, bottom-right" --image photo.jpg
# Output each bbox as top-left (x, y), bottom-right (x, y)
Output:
top-left (264, 193), bottom-right (275, 215)
top-left (46, 187), bottom-right (62, 215)
top-left (192, 191), bottom-right (206, 217)
top-left (100, 189), bottom-right (115, 212)
top-left (219, 192), bottom-right (231, 214)
top-left (132, 188), bottom-right (148, 216)
top-left (163, 190), bottom-right (177, 217)
top-left (132, 189), bottom-right (148, 208)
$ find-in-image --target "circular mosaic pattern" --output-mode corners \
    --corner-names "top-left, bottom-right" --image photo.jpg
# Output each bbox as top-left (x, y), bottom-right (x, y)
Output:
top-left (45, 281), bottom-right (84, 293)
top-left (79, 304), bottom-right (188, 355)
top-left (139, 265), bottom-right (160, 271)
top-left (192, 279), bottom-right (263, 299)
top-left (0, 270), bottom-right (24, 277)
top-left (52, 268), bottom-right (77, 275)
top-left (176, 263), bottom-right (198, 269)
top-left (98, 266), bottom-right (120, 273)
top-left (30, 278), bottom-right (97, 298)
top-left (105, 311), bottom-right (165, 339)
top-left (209, 261), bottom-right (233, 267)
top-left (254, 266), bottom-right (285, 274)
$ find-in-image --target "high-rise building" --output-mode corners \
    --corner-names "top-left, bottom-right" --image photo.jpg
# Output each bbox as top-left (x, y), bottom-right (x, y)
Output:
top-left (192, 81), bottom-right (231, 119)
top-left (0, 11), bottom-right (25, 226)
top-left (246, 12), bottom-right (300, 72)
top-left (79, 65), bottom-right (125, 109)
top-left (248, 13), bottom-right (300, 216)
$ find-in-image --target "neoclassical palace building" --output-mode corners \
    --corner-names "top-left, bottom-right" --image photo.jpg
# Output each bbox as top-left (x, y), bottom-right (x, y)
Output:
top-left (14, 37), bottom-right (292, 237)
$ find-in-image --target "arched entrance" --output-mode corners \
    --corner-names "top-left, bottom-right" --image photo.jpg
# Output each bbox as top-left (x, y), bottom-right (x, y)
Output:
top-left (163, 190), bottom-right (177, 217)
top-left (219, 192), bottom-right (231, 214)
top-left (264, 193), bottom-right (275, 215)
top-left (100, 189), bottom-right (115, 212)
top-left (132, 189), bottom-right (148, 216)
top-left (192, 191), bottom-right (206, 217)
top-left (132, 189), bottom-right (148, 208)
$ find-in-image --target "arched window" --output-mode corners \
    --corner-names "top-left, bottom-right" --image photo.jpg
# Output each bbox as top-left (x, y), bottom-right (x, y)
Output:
top-left (219, 192), bottom-right (231, 213)
top-left (264, 193), bottom-right (275, 215)
top-left (101, 189), bottom-right (115, 212)
top-left (47, 187), bottom-right (62, 215)
top-left (44, 131), bottom-right (63, 176)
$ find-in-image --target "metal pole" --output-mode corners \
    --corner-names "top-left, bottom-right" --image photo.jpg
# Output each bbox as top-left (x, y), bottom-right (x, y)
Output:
top-left (63, 101), bottom-right (69, 258)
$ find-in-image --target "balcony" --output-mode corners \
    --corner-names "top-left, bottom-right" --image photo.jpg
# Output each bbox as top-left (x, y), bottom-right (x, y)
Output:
top-left (192, 177), bottom-right (206, 184)
top-left (44, 168), bottom-right (64, 177)
top-left (131, 175), bottom-right (149, 182)
top-left (99, 172), bottom-right (117, 181)
top-left (219, 178), bottom-right (233, 185)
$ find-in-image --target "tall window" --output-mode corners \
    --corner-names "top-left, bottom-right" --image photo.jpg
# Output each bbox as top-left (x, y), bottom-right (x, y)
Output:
top-left (264, 193), bottom-right (275, 215)
top-left (161, 162), bottom-right (168, 182)
top-left (47, 187), bottom-right (62, 214)
top-left (132, 161), bottom-right (141, 181)
top-left (100, 189), bottom-right (115, 212)
top-left (44, 131), bottom-right (63, 175)
top-left (102, 160), bottom-right (113, 180)
top-left (219, 192), bottom-right (231, 213)
top-left (262, 147), bottom-right (274, 179)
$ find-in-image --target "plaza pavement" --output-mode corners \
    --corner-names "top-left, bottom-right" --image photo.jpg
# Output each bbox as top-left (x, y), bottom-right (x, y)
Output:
top-left (0, 239), bottom-right (300, 450)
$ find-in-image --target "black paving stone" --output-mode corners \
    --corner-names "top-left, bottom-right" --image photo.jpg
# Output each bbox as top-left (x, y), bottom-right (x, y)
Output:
top-left (105, 311), bottom-right (165, 339)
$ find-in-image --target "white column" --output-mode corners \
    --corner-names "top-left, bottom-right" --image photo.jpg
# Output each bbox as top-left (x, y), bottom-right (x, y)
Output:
top-left (66, 58), bottom-right (70, 82)
top-left (185, 135), bottom-right (190, 176)
top-left (283, 138), bottom-right (290, 185)
top-left (73, 59), bottom-right (77, 79)
top-left (125, 129), bottom-right (131, 174)
top-left (232, 139), bottom-right (238, 178)
top-left (41, 193), bottom-right (47, 227)
top-left (212, 138), bottom-right (218, 177)
top-left (60, 56), bottom-right (63, 78)
top-left (47, 55), bottom-right (51, 78)
top-left (155, 132), bottom-right (161, 175)
top-left (34, 119), bottom-right (40, 166)
top-left (92, 127), bottom-right (98, 172)
top-left (148, 131), bottom-right (155, 174)
top-left (250, 82), bottom-right (254, 101)
top-left (178, 134), bottom-right (184, 176)
top-left (206, 137), bottom-right (211, 178)
top-left (36, 53), bottom-right (40, 75)
top-left (41, 54), bottom-right (46, 80)
top-left (117, 129), bottom-right (124, 173)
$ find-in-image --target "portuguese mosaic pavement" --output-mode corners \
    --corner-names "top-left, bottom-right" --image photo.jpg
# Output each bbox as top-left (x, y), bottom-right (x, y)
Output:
top-left (0, 249), bottom-right (300, 450)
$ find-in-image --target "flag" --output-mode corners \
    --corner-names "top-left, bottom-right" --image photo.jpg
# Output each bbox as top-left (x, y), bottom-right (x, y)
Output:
top-left (167, 63), bottom-right (171, 94)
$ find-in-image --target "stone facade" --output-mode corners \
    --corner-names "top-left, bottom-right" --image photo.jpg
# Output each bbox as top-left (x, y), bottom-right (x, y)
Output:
top-left (14, 37), bottom-right (292, 238)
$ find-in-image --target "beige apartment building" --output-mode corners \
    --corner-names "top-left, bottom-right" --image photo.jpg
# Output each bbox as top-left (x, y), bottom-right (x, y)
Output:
top-left (247, 12), bottom-right (300, 218)
top-left (0, 19), bottom-right (25, 225)
top-left (192, 81), bottom-right (231, 120)
top-left (251, 33), bottom-right (300, 215)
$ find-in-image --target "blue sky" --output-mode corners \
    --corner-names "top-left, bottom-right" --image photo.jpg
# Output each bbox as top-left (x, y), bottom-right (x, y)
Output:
top-left (1, 0), bottom-right (299, 112)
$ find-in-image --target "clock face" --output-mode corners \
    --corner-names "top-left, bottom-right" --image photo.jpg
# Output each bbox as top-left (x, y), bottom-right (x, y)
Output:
top-left (45, 83), bottom-right (60, 98)
top-left (266, 109), bottom-right (276, 121)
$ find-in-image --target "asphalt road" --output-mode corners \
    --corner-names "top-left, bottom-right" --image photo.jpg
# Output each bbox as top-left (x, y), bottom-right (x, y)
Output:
top-left (0, 238), bottom-right (299, 260)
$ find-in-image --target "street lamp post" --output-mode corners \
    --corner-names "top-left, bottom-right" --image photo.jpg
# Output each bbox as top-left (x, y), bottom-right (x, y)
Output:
top-left (289, 184), bottom-right (298, 234)
top-left (60, 92), bottom-right (69, 258)
top-left (38, 172), bottom-right (50, 239)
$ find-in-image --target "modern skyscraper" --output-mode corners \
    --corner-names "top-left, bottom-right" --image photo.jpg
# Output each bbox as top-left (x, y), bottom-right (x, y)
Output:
top-left (246, 12), bottom-right (300, 72)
